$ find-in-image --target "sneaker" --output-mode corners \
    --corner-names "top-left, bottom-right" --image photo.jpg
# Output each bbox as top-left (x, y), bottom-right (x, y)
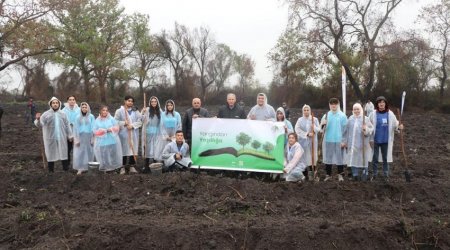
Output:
top-left (324, 175), bottom-right (332, 182)
top-left (314, 177), bottom-right (320, 182)
top-left (370, 175), bottom-right (377, 182)
top-left (119, 168), bottom-right (126, 175)
top-left (76, 170), bottom-right (83, 175)
top-left (338, 174), bottom-right (344, 182)
top-left (129, 167), bottom-right (138, 174)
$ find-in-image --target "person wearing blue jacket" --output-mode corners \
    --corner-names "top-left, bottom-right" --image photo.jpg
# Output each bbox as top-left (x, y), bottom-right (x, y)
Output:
top-left (62, 95), bottom-right (80, 166)
top-left (320, 98), bottom-right (348, 182)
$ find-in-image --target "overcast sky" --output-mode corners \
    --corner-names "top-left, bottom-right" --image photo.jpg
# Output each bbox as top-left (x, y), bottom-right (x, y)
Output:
top-left (0, 0), bottom-right (438, 91)
top-left (119, 0), bottom-right (437, 87)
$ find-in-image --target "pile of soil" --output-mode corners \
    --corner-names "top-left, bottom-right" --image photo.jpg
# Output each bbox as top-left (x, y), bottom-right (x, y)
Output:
top-left (0, 103), bottom-right (449, 249)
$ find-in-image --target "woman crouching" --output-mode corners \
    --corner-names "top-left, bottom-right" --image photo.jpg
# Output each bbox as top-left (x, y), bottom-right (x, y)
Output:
top-left (283, 133), bottom-right (306, 182)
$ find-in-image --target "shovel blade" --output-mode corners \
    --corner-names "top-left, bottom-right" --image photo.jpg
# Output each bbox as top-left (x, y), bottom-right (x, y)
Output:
top-left (404, 170), bottom-right (411, 182)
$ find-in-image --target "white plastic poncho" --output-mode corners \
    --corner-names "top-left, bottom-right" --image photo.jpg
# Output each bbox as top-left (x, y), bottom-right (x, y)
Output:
top-left (343, 104), bottom-right (374, 168)
top-left (141, 97), bottom-right (166, 161)
top-left (364, 101), bottom-right (375, 119)
top-left (247, 93), bottom-right (276, 121)
top-left (114, 105), bottom-right (142, 157)
top-left (321, 104), bottom-right (348, 165)
top-left (276, 107), bottom-right (294, 134)
top-left (34, 97), bottom-right (72, 162)
top-left (160, 100), bottom-right (182, 145)
top-left (63, 102), bottom-right (80, 127)
top-left (72, 102), bottom-right (95, 171)
top-left (368, 109), bottom-right (399, 163)
top-left (294, 105), bottom-right (320, 166)
top-left (283, 142), bottom-right (306, 182)
top-left (93, 114), bottom-right (122, 171)
top-left (162, 141), bottom-right (192, 168)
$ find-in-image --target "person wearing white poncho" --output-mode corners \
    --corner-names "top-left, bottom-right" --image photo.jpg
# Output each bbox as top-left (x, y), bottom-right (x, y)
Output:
top-left (276, 107), bottom-right (294, 140)
top-left (342, 103), bottom-right (374, 181)
top-left (93, 106), bottom-right (122, 171)
top-left (162, 130), bottom-right (192, 171)
top-left (34, 97), bottom-right (72, 172)
top-left (114, 96), bottom-right (142, 174)
top-left (141, 96), bottom-right (166, 173)
top-left (72, 102), bottom-right (95, 175)
top-left (283, 133), bottom-right (306, 182)
top-left (320, 98), bottom-right (348, 181)
top-left (247, 93), bottom-right (276, 121)
top-left (295, 105), bottom-right (320, 180)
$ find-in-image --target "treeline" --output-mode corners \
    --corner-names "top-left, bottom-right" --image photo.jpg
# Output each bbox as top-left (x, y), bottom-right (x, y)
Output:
top-left (0, 0), bottom-right (449, 112)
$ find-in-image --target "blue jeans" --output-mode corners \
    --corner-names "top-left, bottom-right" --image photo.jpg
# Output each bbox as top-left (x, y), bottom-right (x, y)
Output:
top-left (372, 143), bottom-right (389, 176)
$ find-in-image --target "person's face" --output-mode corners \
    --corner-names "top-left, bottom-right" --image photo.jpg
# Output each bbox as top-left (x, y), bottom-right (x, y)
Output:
top-left (330, 103), bottom-right (338, 111)
top-left (125, 98), bottom-right (134, 108)
top-left (166, 102), bottom-right (174, 111)
top-left (150, 98), bottom-right (158, 108)
top-left (257, 95), bottom-right (265, 106)
top-left (303, 107), bottom-right (310, 117)
top-left (378, 100), bottom-right (386, 110)
top-left (227, 95), bottom-right (236, 106)
top-left (353, 106), bottom-right (361, 116)
top-left (81, 104), bottom-right (88, 113)
top-left (51, 100), bottom-right (60, 110)
top-left (100, 107), bottom-right (108, 117)
top-left (176, 132), bottom-right (184, 143)
top-left (67, 97), bottom-right (76, 106)
top-left (288, 134), bottom-right (296, 145)
top-left (276, 111), bottom-right (284, 121)
top-left (192, 98), bottom-right (201, 109)
top-left (282, 103), bottom-right (286, 108)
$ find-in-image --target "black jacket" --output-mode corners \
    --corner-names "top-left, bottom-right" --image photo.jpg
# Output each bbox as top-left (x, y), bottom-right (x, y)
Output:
top-left (217, 104), bottom-right (246, 119)
top-left (182, 107), bottom-right (210, 141)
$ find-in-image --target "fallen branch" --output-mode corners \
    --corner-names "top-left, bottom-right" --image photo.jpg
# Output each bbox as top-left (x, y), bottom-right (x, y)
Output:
top-left (228, 185), bottom-right (245, 199)
top-left (203, 213), bottom-right (217, 223)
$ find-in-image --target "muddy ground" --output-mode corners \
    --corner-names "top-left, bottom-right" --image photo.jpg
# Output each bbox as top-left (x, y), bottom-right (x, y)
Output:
top-left (0, 103), bottom-right (449, 249)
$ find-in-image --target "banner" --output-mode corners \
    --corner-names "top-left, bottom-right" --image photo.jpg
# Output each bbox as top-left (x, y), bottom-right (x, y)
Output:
top-left (191, 118), bottom-right (285, 173)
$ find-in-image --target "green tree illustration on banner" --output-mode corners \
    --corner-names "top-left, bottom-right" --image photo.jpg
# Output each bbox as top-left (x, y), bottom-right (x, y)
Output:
top-left (236, 132), bottom-right (251, 149)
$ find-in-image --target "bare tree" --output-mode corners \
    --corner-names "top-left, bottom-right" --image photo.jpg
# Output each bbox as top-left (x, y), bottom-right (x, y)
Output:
top-left (158, 23), bottom-right (190, 100)
top-left (418, 0), bottom-right (450, 102)
top-left (185, 26), bottom-right (216, 101)
top-left (234, 53), bottom-right (255, 99)
top-left (286, 0), bottom-right (403, 101)
top-left (209, 43), bottom-right (235, 93)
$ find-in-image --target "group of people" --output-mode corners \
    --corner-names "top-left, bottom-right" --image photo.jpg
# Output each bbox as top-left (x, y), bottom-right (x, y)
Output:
top-left (33, 92), bottom-right (403, 182)
top-left (287, 96), bottom-right (403, 182)
top-left (34, 95), bottom-right (192, 175)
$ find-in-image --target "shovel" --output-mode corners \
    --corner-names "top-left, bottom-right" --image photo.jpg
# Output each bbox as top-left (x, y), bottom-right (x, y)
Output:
top-left (398, 91), bottom-right (410, 182)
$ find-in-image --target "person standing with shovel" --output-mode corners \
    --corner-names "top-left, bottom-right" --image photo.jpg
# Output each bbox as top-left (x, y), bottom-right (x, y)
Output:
top-left (369, 96), bottom-right (404, 182)
top-left (343, 103), bottom-right (373, 181)
top-left (115, 96), bottom-right (142, 175)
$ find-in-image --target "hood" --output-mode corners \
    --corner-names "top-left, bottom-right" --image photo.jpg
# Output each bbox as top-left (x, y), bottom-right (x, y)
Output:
top-left (256, 93), bottom-right (268, 106)
top-left (48, 97), bottom-right (61, 110)
top-left (276, 107), bottom-right (286, 121)
top-left (79, 102), bottom-right (92, 115)
top-left (165, 99), bottom-right (176, 113)
top-left (352, 103), bottom-right (363, 117)
top-left (148, 96), bottom-right (161, 111)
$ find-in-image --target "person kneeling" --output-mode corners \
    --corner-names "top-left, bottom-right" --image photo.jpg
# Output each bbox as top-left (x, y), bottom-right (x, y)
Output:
top-left (283, 133), bottom-right (306, 182)
top-left (162, 130), bottom-right (192, 172)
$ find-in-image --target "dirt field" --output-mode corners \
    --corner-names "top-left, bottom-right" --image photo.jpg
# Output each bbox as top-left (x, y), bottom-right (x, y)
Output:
top-left (0, 103), bottom-right (449, 249)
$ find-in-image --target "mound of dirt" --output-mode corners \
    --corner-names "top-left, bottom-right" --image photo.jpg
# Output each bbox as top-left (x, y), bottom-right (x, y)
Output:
top-left (0, 104), bottom-right (449, 249)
